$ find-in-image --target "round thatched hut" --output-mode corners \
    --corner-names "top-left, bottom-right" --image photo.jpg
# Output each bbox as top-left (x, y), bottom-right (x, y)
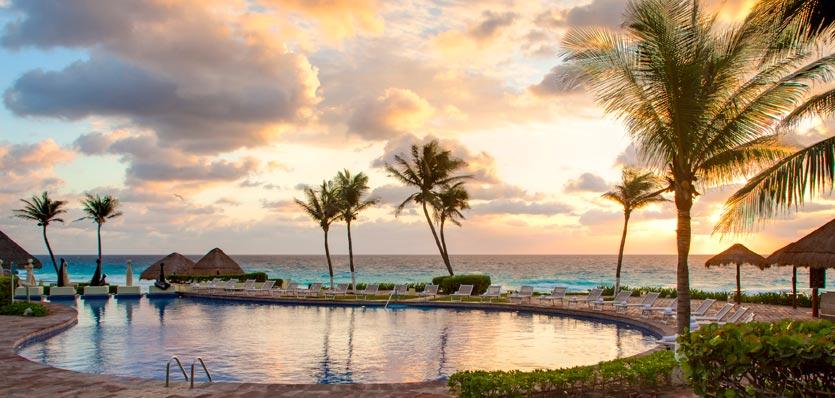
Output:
top-left (705, 243), bottom-right (767, 304)
top-left (0, 230), bottom-right (42, 268)
top-left (140, 252), bottom-right (195, 280)
top-left (191, 248), bottom-right (244, 276)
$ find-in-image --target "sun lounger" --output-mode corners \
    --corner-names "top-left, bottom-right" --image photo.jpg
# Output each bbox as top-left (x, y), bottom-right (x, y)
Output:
top-left (247, 280), bottom-right (275, 295)
top-left (357, 283), bottom-right (379, 299)
top-left (480, 285), bottom-right (503, 302)
top-left (568, 288), bottom-right (603, 307)
top-left (393, 284), bottom-right (408, 297)
top-left (539, 287), bottom-right (567, 306)
top-left (593, 290), bottom-right (632, 310)
top-left (219, 280), bottom-right (237, 293)
top-left (418, 284), bottom-right (439, 299)
top-left (304, 282), bottom-right (323, 297)
top-left (643, 299), bottom-right (676, 319)
top-left (508, 286), bottom-right (534, 303)
top-left (14, 286), bottom-right (43, 300)
top-left (48, 286), bottom-right (77, 300)
top-left (692, 303), bottom-right (735, 322)
top-left (705, 307), bottom-right (750, 326)
top-left (614, 291), bottom-right (660, 313)
top-left (325, 283), bottom-right (349, 299)
top-left (450, 284), bottom-right (474, 301)
top-left (230, 279), bottom-right (255, 294)
top-left (148, 285), bottom-right (176, 297)
top-left (116, 286), bottom-right (141, 298)
top-left (691, 299), bottom-right (716, 317)
top-left (83, 286), bottom-right (110, 299)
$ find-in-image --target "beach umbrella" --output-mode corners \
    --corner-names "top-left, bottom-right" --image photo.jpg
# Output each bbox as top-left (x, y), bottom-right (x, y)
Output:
top-left (25, 259), bottom-right (35, 286)
top-left (766, 218), bottom-right (835, 317)
top-left (140, 253), bottom-right (195, 280)
top-left (705, 244), bottom-right (767, 304)
top-left (62, 263), bottom-right (70, 286)
top-left (125, 259), bottom-right (133, 287)
top-left (192, 248), bottom-right (243, 277)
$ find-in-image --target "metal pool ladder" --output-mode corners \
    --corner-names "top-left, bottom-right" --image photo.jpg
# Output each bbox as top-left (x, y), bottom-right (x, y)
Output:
top-left (164, 356), bottom-right (212, 388)
top-left (190, 357), bottom-right (212, 388)
top-left (165, 356), bottom-right (188, 386)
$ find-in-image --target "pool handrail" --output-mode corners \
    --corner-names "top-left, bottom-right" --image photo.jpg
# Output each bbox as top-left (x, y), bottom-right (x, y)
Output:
top-left (190, 357), bottom-right (212, 388)
top-left (165, 356), bottom-right (189, 386)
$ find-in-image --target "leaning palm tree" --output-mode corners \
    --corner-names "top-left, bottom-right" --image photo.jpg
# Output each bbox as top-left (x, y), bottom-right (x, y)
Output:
top-left (78, 193), bottom-right (122, 286)
top-left (385, 141), bottom-right (470, 275)
top-left (561, 0), bottom-right (830, 332)
top-left (333, 170), bottom-right (378, 292)
top-left (13, 192), bottom-right (66, 285)
top-left (295, 180), bottom-right (340, 289)
top-left (433, 182), bottom-right (470, 268)
top-left (602, 169), bottom-right (667, 296)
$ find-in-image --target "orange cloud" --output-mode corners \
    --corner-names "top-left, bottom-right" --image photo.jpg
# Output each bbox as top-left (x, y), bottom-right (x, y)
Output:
top-left (259, 0), bottom-right (383, 42)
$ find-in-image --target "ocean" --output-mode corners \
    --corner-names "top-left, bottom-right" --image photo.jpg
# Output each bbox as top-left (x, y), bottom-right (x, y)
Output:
top-left (20, 254), bottom-right (833, 294)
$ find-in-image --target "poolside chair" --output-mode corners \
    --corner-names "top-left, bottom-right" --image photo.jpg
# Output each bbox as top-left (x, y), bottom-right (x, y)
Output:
top-left (690, 299), bottom-right (716, 317)
top-left (281, 283), bottom-right (300, 297)
top-left (221, 280), bottom-right (237, 293)
top-left (248, 280), bottom-right (275, 295)
top-left (614, 291), bottom-right (660, 314)
top-left (692, 303), bottom-right (735, 322)
top-left (450, 284), bottom-right (473, 301)
top-left (393, 284), bottom-right (409, 299)
top-left (304, 282), bottom-right (323, 297)
top-left (325, 283), bottom-right (349, 299)
top-left (508, 286), bottom-right (534, 304)
top-left (480, 285), bottom-right (503, 302)
top-left (707, 307), bottom-right (750, 326)
top-left (357, 283), bottom-right (378, 300)
top-left (593, 290), bottom-right (632, 311)
top-left (418, 284), bottom-right (439, 299)
top-left (539, 287), bottom-right (567, 306)
top-left (568, 288), bottom-right (603, 307)
top-left (643, 299), bottom-right (676, 320)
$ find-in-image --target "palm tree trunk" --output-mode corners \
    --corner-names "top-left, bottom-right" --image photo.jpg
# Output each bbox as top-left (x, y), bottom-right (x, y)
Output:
top-left (675, 190), bottom-right (693, 334)
top-left (422, 202), bottom-right (453, 275)
top-left (91, 223), bottom-right (103, 286)
top-left (614, 211), bottom-right (631, 296)
top-left (735, 264), bottom-right (741, 304)
top-left (439, 217), bottom-right (452, 273)
top-left (324, 228), bottom-right (334, 289)
top-left (42, 225), bottom-right (59, 275)
top-left (346, 221), bottom-right (356, 293)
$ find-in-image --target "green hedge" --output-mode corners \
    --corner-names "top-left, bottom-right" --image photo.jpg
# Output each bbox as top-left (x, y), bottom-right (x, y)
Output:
top-left (433, 275), bottom-right (492, 295)
top-left (598, 285), bottom-right (813, 307)
top-left (0, 302), bottom-right (48, 316)
top-left (351, 282), bottom-right (427, 292)
top-left (680, 320), bottom-right (834, 397)
top-left (168, 272), bottom-right (268, 283)
top-left (0, 276), bottom-right (18, 306)
top-left (448, 350), bottom-right (677, 398)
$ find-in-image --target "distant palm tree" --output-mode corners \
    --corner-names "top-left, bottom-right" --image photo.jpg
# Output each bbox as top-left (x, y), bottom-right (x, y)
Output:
top-left (385, 141), bottom-right (470, 275)
top-left (78, 193), bottom-right (122, 286)
top-left (333, 170), bottom-right (378, 292)
top-left (602, 169), bottom-right (667, 295)
top-left (295, 180), bottom-right (340, 289)
top-left (13, 192), bottom-right (66, 285)
top-left (434, 182), bottom-right (470, 269)
top-left (560, 0), bottom-right (827, 332)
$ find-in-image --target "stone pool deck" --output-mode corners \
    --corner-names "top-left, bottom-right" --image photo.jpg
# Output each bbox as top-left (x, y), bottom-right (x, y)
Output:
top-left (1, 295), bottom-right (815, 397)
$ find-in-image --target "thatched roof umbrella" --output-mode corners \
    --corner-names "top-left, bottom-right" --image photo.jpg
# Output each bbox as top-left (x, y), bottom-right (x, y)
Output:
top-left (0, 230), bottom-right (41, 268)
top-left (766, 218), bottom-right (835, 317)
top-left (192, 248), bottom-right (244, 276)
top-left (140, 252), bottom-right (195, 280)
top-left (705, 243), bottom-right (767, 304)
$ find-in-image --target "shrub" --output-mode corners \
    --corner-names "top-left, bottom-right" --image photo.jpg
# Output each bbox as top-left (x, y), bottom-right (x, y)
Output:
top-left (679, 320), bottom-right (835, 397)
top-left (0, 276), bottom-right (18, 306)
top-left (448, 350), bottom-right (678, 398)
top-left (432, 274), bottom-right (492, 295)
top-left (598, 285), bottom-right (813, 307)
top-left (168, 272), bottom-right (269, 283)
top-left (347, 282), bottom-right (426, 292)
top-left (0, 302), bottom-right (48, 316)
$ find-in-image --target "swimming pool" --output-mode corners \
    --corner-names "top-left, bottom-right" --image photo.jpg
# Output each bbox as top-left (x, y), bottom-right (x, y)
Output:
top-left (19, 298), bottom-right (658, 384)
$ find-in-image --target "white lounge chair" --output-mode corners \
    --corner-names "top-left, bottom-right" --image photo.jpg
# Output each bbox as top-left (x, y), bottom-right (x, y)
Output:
top-left (691, 299), bottom-right (716, 317)
top-left (615, 291), bottom-right (660, 313)
top-left (706, 307), bottom-right (750, 326)
top-left (693, 303), bottom-right (735, 322)
top-left (539, 287), bottom-right (567, 306)
top-left (508, 286), bottom-right (534, 303)
top-left (593, 290), bottom-right (632, 311)
top-left (357, 283), bottom-right (378, 299)
top-left (480, 285), bottom-right (503, 302)
top-left (568, 288), bottom-right (603, 307)
top-left (418, 284), bottom-right (439, 299)
top-left (48, 286), bottom-right (77, 300)
top-left (450, 284), bottom-right (473, 301)
top-left (117, 286), bottom-right (141, 298)
top-left (248, 280), bottom-right (275, 295)
top-left (643, 299), bottom-right (676, 319)
top-left (219, 280), bottom-right (236, 293)
top-left (325, 283), bottom-right (349, 299)
top-left (304, 282), bottom-right (323, 297)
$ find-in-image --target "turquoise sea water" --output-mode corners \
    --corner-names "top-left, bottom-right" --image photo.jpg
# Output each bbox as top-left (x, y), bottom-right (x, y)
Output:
top-left (22, 254), bottom-right (834, 294)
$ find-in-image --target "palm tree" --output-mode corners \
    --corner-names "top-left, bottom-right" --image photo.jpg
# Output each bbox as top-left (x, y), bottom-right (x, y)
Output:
top-left (13, 192), bottom-right (66, 285)
top-left (295, 180), bottom-right (340, 289)
top-left (434, 182), bottom-right (470, 267)
top-left (602, 169), bottom-right (667, 296)
top-left (560, 0), bottom-right (829, 332)
top-left (333, 170), bottom-right (378, 292)
top-left (385, 141), bottom-right (470, 275)
top-left (78, 193), bottom-right (122, 286)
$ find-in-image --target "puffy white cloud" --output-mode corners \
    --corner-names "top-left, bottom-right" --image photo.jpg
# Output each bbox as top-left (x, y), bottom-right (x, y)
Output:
top-left (471, 199), bottom-right (573, 216)
top-left (348, 88), bottom-right (434, 140)
top-left (564, 172), bottom-right (608, 193)
top-left (0, 139), bottom-right (73, 195)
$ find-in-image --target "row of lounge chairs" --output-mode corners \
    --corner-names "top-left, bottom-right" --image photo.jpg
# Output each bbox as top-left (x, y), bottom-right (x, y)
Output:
top-left (191, 279), bottom-right (442, 300)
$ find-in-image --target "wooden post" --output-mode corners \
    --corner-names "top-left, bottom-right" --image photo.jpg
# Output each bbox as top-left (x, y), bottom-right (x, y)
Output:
top-left (792, 266), bottom-right (797, 309)
top-left (735, 263), bottom-right (741, 304)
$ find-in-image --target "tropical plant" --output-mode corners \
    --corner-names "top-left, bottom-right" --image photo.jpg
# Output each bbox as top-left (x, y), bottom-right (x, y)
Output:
top-left (78, 193), bottom-right (122, 286)
top-left (560, 0), bottom-right (826, 332)
top-left (433, 182), bottom-right (470, 268)
top-left (295, 180), bottom-right (340, 289)
top-left (602, 168), bottom-right (667, 295)
top-left (13, 192), bottom-right (66, 285)
top-left (385, 140), bottom-right (470, 275)
top-left (333, 170), bottom-right (378, 292)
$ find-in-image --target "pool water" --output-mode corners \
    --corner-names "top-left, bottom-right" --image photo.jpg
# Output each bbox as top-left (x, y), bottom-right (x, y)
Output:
top-left (19, 298), bottom-right (658, 384)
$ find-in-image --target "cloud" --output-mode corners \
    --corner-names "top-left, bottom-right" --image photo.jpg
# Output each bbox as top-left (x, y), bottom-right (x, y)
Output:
top-left (564, 172), bottom-right (608, 193)
top-left (372, 133), bottom-right (500, 183)
top-left (347, 88), bottom-right (434, 140)
top-left (471, 199), bottom-right (572, 216)
top-left (469, 11), bottom-right (517, 41)
top-left (0, 139), bottom-right (74, 194)
top-left (258, 0), bottom-right (384, 42)
top-left (578, 209), bottom-right (621, 225)
top-left (535, 0), bottom-right (626, 30)
top-left (529, 65), bottom-right (584, 97)
top-left (370, 184), bottom-right (414, 206)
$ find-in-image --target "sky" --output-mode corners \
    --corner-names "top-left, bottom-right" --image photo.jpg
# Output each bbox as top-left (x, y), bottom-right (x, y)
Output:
top-left (1, 0), bottom-right (833, 256)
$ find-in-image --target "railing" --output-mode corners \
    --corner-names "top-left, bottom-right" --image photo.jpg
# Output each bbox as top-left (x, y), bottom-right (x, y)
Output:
top-left (384, 290), bottom-right (395, 309)
top-left (190, 357), bottom-right (212, 388)
top-left (165, 356), bottom-right (189, 386)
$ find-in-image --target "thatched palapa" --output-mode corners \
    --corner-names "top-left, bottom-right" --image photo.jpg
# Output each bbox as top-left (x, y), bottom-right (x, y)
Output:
top-left (706, 243), bottom-right (766, 268)
top-left (191, 248), bottom-right (244, 276)
top-left (766, 218), bottom-right (835, 269)
top-left (0, 229), bottom-right (42, 268)
top-left (139, 252), bottom-right (195, 280)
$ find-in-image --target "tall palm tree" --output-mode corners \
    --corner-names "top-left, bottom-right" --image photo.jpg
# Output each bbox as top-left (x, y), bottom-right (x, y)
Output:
top-left (602, 168), bottom-right (667, 295)
top-left (78, 193), bottom-right (122, 286)
top-left (561, 0), bottom-right (829, 332)
top-left (385, 141), bottom-right (470, 275)
top-left (333, 170), bottom-right (378, 292)
top-left (295, 180), bottom-right (340, 289)
top-left (13, 192), bottom-right (66, 285)
top-left (434, 182), bottom-right (470, 267)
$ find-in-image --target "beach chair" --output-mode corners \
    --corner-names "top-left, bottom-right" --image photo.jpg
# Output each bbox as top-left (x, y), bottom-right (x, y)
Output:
top-left (690, 299), bottom-right (716, 317)
top-left (450, 284), bottom-right (473, 301)
top-left (233, 279), bottom-right (256, 295)
top-left (508, 286), bottom-right (534, 304)
top-left (643, 299), bottom-right (676, 319)
top-left (280, 283), bottom-right (300, 297)
top-left (539, 287), bottom-right (567, 306)
top-left (707, 307), bottom-right (750, 326)
top-left (568, 288), bottom-right (603, 307)
top-left (480, 285), bottom-right (503, 302)
top-left (615, 291), bottom-right (660, 313)
top-left (304, 282), bottom-right (323, 297)
top-left (248, 280), bottom-right (275, 295)
top-left (357, 283), bottom-right (378, 299)
top-left (693, 303), bottom-right (735, 322)
top-left (593, 290), bottom-right (632, 311)
top-left (325, 283), bottom-right (349, 299)
top-left (221, 280), bottom-right (237, 293)
top-left (418, 284), bottom-right (439, 299)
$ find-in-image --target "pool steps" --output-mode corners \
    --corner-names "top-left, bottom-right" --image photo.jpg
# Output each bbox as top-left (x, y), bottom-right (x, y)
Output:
top-left (165, 355), bottom-right (212, 388)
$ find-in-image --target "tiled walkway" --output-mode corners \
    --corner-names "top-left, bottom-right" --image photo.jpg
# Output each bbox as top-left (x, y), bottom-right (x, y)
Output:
top-left (0, 295), bottom-right (815, 397)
